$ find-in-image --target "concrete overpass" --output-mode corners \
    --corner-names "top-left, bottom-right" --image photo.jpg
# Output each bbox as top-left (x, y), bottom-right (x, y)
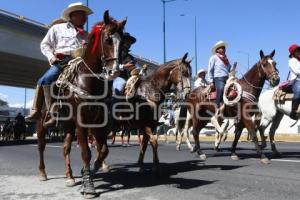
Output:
top-left (0, 9), bottom-right (159, 89)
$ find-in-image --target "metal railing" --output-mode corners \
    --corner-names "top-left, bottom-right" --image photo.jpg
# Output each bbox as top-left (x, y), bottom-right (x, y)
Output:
top-left (0, 8), bottom-right (48, 28)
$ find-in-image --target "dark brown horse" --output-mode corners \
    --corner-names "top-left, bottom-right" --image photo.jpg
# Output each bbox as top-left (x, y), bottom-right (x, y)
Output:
top-left (36, 10), bottom-right (127, 198)
top-left (184, 50), bottom-right (280, 164)
top-left (107, 53), bottom-right (192, 174)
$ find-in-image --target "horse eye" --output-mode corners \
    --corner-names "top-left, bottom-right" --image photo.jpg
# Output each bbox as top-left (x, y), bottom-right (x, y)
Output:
top-left (105, 36), bottom-right (113, 45)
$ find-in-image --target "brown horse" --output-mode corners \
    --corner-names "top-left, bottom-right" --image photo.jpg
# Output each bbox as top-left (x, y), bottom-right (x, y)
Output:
top-left (36, 10), bottom-right (127, 198)
top-left (107, 53), bottom-right (192, 174)
top-left (184, 50), bottom-right (280, 164)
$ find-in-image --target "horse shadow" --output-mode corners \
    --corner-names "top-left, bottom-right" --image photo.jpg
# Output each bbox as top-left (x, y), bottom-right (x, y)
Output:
top-left (92, 160), bottom-right (243, 195)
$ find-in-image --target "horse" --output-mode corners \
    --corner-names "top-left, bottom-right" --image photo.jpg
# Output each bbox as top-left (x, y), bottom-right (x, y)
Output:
top-left (256, 84), bottom-right (296, 157)
top-left (36, 10), bottom-right (127, 198)
top-left (108, 53), bottom-right (192, 174)
top-left (181, 50), bottom-right (280, 164)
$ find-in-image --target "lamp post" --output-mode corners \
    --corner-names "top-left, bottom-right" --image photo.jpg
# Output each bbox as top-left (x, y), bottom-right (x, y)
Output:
top-left (237, 50), bottom-right (250, 69)
top-left (162, 0), bottom-right (176, 64)
top-left (86, 0), bottom-right (89, 31)
top-left (180, 14), bottom-right (198, 76)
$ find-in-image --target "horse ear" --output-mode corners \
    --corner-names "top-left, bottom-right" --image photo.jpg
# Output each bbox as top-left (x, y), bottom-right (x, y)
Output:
top-left (260, 50), bottom-right (264, 59)
top-left (270, 49), bottom-right (276, 58)
top-left (104, 10), bottom-right (110, 25)
top-left (181, 52), bottom-right (188, 63)
top-left (120, 17), bottom-right (127, 28)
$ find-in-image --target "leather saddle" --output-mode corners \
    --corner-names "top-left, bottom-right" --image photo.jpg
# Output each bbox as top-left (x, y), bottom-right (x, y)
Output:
top-left (273, 81), bottom-right (293, 102)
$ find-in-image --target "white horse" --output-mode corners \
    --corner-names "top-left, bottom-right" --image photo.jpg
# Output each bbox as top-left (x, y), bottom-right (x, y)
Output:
top-left (257, 86), bottom-right (294, 156)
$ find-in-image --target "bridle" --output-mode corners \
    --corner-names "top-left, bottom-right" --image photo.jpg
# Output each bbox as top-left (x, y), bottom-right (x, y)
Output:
top-left (242, 59), bottom-right (279, 90)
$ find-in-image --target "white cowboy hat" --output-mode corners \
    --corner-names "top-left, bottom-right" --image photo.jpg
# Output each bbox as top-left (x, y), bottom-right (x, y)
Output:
top-left (62, 2), bottom-right (93, 21)
top-left (212, 40), bottom-right (228, 54)
top-left (197, 69), bottom-right (207, 75)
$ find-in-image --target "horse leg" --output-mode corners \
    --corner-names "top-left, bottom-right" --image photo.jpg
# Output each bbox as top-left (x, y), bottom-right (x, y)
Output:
top-left (144, 127), bottom-right (160, 174)
top-left (243, 117), bottom-right (270, 164)
top-left (77, 127), bottom-right (96, 197)
top-left (185, 129), bottom-right (193, 151)
top-left (37, 121), bottom-right (47, 181)
top-left (231, 122), bottom-right (244, 161)
top-left (176, 128), bottom-right (183, 151)
top-left (137, 130), bottom-right (149, 173)
top-left (191, 119), bottom-right (207, 161)
top-left (92, 131), bottom-right (110, 174)
top-left (258, 116), bottom-right (272, 149)
top-left (269, 113), bottom-right (284, 157)
top-left (63, 131), bottom-right (75, 187)
top-left (111, 131), bottom-right (116, 144)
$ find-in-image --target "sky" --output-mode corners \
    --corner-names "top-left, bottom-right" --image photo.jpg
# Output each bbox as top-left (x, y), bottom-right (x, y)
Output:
top-left (1, 0), bottom-right (300, 108)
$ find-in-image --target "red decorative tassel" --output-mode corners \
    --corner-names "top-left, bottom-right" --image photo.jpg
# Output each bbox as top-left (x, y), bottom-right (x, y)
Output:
top-left (91, 25), bottom-right (104, 54)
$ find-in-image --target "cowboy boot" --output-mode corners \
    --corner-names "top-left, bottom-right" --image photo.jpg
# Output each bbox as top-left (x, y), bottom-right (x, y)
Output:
top-left (25, 86), bottom-right (43, 121)
top-left (43, 86), bottom-right (57, 128)
top-left (290, 99), bottom-right (300, 120)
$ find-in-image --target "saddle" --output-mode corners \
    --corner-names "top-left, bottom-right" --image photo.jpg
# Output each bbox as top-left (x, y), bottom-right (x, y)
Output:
top-left (273, 81), bottom-right (293, 102)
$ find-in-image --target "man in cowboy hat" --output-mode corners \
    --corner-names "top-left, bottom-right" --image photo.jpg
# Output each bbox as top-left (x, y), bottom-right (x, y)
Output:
top-left (208, 41), bottom-right (237, 130)
top-left (26, 2), bottom-right (93, 127)
top-left (208, 41), bottom-right (237, 108)
top-left (194, 68), bottom-right (208, 88)
top-left (288, 44), bottom-right (300, 119)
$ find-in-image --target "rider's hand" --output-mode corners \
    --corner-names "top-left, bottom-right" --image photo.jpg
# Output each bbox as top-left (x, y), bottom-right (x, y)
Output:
top-left (123, 62), bottom-right (135, 70)
top-left (49, 56), bottom-right (59, 65)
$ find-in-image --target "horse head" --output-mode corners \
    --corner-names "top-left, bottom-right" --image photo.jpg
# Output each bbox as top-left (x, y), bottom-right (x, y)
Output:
top-left (88, 10), bottom-right (127, 80)
top-left (168, 53), bottom-right (192, 99)
top-left (258, 50), bottom-right (280, 87)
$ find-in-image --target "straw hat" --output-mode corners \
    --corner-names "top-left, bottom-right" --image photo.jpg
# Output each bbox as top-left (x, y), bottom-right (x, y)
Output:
top-left (212, 41), bottom-right (228, 54)
top-left (197, 69), bottom-right (207, 76)
top-left (62, 2), bottom-right (93, 21)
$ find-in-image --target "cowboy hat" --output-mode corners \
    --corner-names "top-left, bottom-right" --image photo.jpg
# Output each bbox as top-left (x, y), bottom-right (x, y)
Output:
top-left (212, 40), bottom-right (228, 54)
top-left (62, 2), bottom-right (93, 21)
top-left (197, 69), bottom-right (207, 76)
top-left (123, 32), bottom-right (137, 44)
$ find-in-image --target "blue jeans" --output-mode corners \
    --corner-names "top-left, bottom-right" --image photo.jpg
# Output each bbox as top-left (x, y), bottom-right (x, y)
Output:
top-left (37, 65), bottom-right (61, 86)
top-left (214, 76), bottom-right (228, 107)
top-left (292, 79), bottom-right (300, 105)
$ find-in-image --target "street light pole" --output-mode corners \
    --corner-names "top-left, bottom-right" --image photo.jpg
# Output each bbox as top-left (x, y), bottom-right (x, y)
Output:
top-left (162, 0), bottom-right (176, 64)
top-left (194, 16), bottom-right (198, 76)
top-left (86, 0), bottom-right (89, 31)
top-left (180, 14), bottom-right (198, 76)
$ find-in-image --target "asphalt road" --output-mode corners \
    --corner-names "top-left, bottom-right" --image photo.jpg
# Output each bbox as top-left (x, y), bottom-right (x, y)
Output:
top-left (0, 140), bottom-right (300, 200)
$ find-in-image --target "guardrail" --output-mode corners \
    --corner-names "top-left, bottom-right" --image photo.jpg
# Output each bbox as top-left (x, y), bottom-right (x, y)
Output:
top-left (0, 8), bottom-right (48, 28)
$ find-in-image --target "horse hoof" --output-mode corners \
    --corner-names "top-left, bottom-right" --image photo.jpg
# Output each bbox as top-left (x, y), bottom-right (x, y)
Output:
top-left (261, 158), bottom-right (270, 165)
top-left (83, 193), bottom-right (97, 199)
top-left (176, 145), bottom-right (181, 151)
top-left (199, 154), bottom-right (207, 161)
top-left (231, 155), bottom-right (240, 161)
top-left (101, 165), bottom-right (110, 173)
top-left (214, 146), bottom-right (221, 152)
top-left (39, 174), bottom-right (47, 181)
top-left (65, 178), bottom-right (76, 187)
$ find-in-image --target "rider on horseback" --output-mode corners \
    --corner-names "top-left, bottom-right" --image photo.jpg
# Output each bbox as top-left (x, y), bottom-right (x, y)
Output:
top-left (194, 69), bottom-right (208, 88)
top-left (288, 44), bottom-right (300, 119)
top-left (207, 41), bottom-right (237, 125)
top-left (26, 2), bottom-right (93, 127)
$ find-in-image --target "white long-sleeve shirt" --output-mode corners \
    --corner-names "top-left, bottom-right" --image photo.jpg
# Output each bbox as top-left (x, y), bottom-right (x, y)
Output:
top-left (194, 77), bottom-right (208, 88)
top-left (40, 22), bottom-right (88, 63)
top-left (289, 57), bottom-right (300, 80)
top-left (207, 54), bottom-right (232, 83)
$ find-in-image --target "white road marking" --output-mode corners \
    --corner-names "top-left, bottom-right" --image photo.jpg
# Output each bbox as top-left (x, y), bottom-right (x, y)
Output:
top-left (251, 158), bottom-right (300, 163)
top-left (30, 144), bottom-right (63, 148)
